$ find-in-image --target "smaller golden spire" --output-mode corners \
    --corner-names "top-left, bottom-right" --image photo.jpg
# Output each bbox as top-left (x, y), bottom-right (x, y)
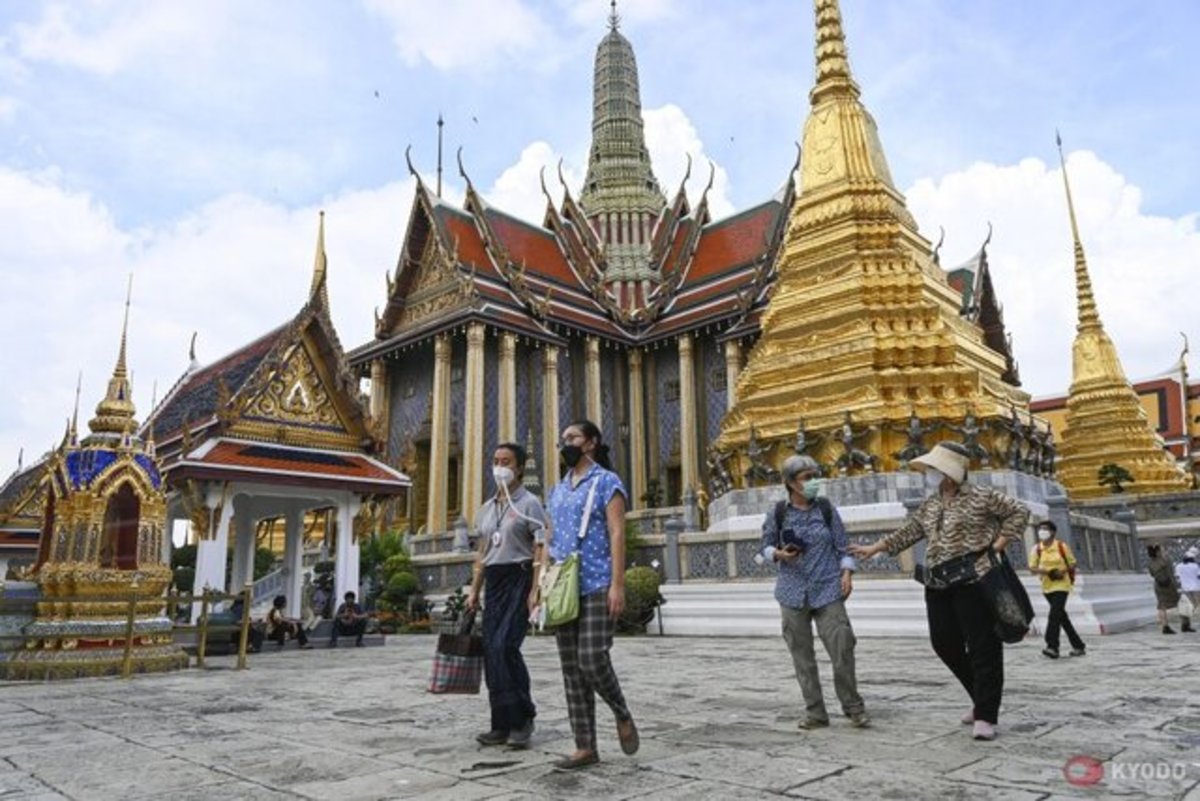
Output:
top-left (88, 277), bottom-right (139, 435)
top-left (1056, 133), bottom-right (1101, 331)
top-left (811, 0), bottom-right (860, 104)
top-left (310, 211), bottom-right (329, 310)
top-left (69, 370), bottom-right (81, 444)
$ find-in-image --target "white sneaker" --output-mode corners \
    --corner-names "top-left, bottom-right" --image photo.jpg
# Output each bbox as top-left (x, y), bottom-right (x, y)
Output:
top-left (972, 720), bottom-right (996, 741)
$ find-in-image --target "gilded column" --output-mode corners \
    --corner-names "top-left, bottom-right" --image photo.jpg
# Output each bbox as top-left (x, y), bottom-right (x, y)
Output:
top-left (678, 334), bottom-right (699, 495)
top-left (585, 336), bottom-right (602, 424)
top-left (542, 346), bottom-right (561, 495)
top-left (628, 348), bottom-right (647, 509)
top-left (369, 358), bottom-right (389, 426)
top-left (427, 335), bottom-right (451, 534)
top-left (498, 332), bottom-right (517, 442)
top-left (724, 340), bottom-right (742, 410)
top-left (461, 323), bottom-right (486, 524)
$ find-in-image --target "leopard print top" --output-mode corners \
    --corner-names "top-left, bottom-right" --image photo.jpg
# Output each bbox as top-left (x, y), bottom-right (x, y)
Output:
top-left (880, 484), bottom-right (1030, 575)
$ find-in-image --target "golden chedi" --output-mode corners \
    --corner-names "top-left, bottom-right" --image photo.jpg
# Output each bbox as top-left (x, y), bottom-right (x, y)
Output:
top-left (1053, 139), bottom-right (1191, 500)
top-left (5, 293), bottom-right (186, 679)
top-left (715, 0), bottom-right (1034, 483)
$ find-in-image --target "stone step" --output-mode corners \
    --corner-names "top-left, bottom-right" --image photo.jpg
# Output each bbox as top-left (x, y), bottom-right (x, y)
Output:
top-left (658, 574), bottom-right (1158, 638)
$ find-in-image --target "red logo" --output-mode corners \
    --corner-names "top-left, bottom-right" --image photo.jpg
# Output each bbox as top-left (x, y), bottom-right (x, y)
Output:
top-left (1064, 756), bottom-right (1104, 786)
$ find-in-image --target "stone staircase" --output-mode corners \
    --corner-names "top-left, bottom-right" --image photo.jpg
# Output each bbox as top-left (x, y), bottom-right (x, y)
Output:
top-left (658, 573), bottom-right (1158, 638)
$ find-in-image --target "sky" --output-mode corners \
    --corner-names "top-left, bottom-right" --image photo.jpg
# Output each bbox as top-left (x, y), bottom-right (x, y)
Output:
top-left (1, 0), bottom-right (1198, 471)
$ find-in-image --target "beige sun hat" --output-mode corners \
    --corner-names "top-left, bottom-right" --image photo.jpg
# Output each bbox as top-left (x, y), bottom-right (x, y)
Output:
top-left (910, 442), bottom-right (970, 484)
top-left (1187, 546), bottom-right (1199, 559)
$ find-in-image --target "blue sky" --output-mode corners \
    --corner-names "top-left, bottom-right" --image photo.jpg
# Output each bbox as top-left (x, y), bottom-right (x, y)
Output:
top-left (1, 0), bottom-right (1198, 467)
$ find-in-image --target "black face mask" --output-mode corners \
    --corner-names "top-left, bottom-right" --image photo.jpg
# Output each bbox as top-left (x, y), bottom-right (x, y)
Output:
top-left (560, 444), bottom-right (584, 468)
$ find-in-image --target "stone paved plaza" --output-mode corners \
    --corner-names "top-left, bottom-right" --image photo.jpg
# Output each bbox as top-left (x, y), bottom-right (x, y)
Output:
top-left (1, 627), bottom-right (1198, 800)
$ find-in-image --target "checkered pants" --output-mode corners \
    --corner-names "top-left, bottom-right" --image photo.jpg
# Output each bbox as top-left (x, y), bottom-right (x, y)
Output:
top-left (555, 589), bottom-right (631, 751)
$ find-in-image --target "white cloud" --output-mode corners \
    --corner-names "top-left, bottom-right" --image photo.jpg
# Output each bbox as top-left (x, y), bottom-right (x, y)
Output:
top-left (363, 0), bottom-right (555, 71)
top-left (906, 151), bottom-right (1200, 397)
top-left (12, 2), bottom-right (227, 75)
top-left (0, 164), bottom-right (421, 467)
top-left (558, 0), bottom-right (678, 29)
top-left (484, 140), bottom-right (583, 225)
top-left (643, 104), bottom-right (734, 219)
top-left (0, 96), bottom-right (16, 122)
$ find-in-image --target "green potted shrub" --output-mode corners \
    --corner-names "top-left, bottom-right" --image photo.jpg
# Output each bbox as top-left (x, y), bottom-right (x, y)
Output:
top-left (618, 565), bottom-right (664, 634)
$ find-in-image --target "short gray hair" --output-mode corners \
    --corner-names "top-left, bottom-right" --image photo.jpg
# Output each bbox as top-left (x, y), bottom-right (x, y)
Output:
top-left (781, 455), bottom-right (821, 485)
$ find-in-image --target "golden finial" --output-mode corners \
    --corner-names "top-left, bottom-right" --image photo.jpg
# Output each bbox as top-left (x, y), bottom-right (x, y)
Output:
top-left (811, 0), bottom-right (860, 104)
top-left (89, 280), bottom-right (139, 435)
top-left (310, 211), bottom-right (329, 309)
top-left (69, 370), bottom-right (82, 443)
top-left (1056, 132), bottom-right (1101, 331)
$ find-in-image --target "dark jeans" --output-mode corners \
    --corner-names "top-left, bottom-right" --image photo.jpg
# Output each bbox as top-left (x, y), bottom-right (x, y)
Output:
top-left (331, 618), bottom-right (367, 645)
top-left (483, 562), bottom-right (536, 733)
top-left (926, 583), bottom-right (1004, 724)
top-left (1044, 591), bottom-right (1085, 652)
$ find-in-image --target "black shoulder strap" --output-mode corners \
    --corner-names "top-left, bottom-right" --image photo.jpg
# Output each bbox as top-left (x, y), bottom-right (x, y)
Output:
top-left (774, 500), bottom-right (787, 548)
top-left (816, 497), bottom-right (833, 529)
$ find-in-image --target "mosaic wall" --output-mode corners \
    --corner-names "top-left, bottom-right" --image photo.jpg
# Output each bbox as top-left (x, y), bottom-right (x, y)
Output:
top-left (482, 334), bottom-right (499, 496)
top-left (653, 346), bottom-right (680, 472)
top-left (386, 341), bottom-right (434, 458)
top-left (701, 338), bottom-right (728, 451)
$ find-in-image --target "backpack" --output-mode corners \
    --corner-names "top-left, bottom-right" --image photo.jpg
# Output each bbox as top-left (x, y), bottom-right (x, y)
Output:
top-left (1036, 540), bottom-right (1075, 584)
top-left (773, 497), bottom-right (834, 548)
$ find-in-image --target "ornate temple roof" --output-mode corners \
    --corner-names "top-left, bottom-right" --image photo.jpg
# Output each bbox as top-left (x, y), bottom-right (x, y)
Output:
top-left (0, 457), bottom-right (48, 534)
top-left (147, 216), bottom-right (384, 465)
top-left (945, 228), bottom-right (1021, 386)
top-left (169, 437), bottom-right (409, 494)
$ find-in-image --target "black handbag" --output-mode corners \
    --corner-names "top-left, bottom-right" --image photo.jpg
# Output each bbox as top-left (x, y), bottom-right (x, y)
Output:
top-left (917, 548), bottom-right (985, 590)
top-left (979, 550), bottom-right (1034, 644)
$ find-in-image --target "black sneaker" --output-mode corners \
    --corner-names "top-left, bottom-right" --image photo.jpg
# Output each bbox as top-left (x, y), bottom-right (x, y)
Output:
top-left (1041, 647), bottom-right (1060, 659)
top-left (476, 730), bottom-right (508, 746)
top-left (507, 719), bottom-right (535, 749)
top-left (1069, 647), bottom-right (1086, 657)
top-left (1163, 626), bottom-right (1177, 635)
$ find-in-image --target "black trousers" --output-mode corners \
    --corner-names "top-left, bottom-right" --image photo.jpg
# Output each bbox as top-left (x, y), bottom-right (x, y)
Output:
top-left (331, 618), bottom-right (367, 644)
top-left (1044, 591), bottom-right (1085, 652)
top-left (925, 583), bottom-right (1004, 724)
top-left (268, 620), bottom-right (307, 647)
top-left (482, 562), bottom-right (536, 732)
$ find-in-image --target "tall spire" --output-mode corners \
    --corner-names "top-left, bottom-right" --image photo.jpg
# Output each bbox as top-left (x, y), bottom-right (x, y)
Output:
top-left (1053, 133), bottom-right (1192, 498)
top-left (810, 0), bottom-right (859, 104)
top-left (436, 114), bottom-right (445, 198)
top-left (608, 0), bottom-right (619, 30)
top-left (69, 370), bottom-right (82, 444)
top-left (88, 277), bottom-right (139, 436)
top-left (310, 211), bottom-right (329, 310)
top-left (579, 7), bottom-right (665, 287)
top-left (1056, 133), bottom-right (1101, 330)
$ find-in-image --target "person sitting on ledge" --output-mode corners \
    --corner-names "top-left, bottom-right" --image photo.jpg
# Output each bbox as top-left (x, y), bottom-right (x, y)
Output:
top-left (331, 591), bottom-right (369, 647)
top-left (266, 595), bottom-right (311, 649)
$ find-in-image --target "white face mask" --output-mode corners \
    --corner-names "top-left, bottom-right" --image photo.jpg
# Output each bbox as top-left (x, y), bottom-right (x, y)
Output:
top-left (924, 468), bottom-right (946, 491)
top-left (492, 465), bottom-right (515, 487)
top-left (1037, 529), bottom-right (1052, 542)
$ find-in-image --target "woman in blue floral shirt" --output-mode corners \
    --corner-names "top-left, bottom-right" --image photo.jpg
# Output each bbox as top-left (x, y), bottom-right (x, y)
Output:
top-left (544, 419), bottom-right (638, 770)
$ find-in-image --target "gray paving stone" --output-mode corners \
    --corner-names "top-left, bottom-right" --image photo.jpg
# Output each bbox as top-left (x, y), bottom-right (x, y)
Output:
top-left (0, 627), bottom-right (1196, 799)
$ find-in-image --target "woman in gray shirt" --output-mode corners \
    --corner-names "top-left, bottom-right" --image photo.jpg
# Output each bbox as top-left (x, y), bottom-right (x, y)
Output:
top-left (467, 442), bottom-right (547, 749)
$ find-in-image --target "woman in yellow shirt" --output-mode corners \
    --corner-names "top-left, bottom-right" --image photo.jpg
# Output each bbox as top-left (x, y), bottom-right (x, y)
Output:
top-left (1028, 521), bottom-right (1085, 659)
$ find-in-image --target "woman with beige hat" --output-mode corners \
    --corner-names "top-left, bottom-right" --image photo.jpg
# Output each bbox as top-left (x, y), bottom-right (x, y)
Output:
top-left (850, 441), bottom-right (1029, 741)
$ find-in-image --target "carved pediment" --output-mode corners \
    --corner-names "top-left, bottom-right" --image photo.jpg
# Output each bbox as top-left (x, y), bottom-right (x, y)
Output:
top-left (238, 343), bottom-right (351, 439)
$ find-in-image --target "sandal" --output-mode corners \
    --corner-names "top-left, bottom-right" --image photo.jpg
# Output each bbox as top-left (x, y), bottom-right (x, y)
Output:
top-left (553, 751), bottom-right (599, 771)
top-left (617, 718), bottom-right (640, 755)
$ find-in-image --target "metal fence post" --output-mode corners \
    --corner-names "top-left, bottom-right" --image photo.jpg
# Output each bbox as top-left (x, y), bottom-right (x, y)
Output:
top-left (196, 591), bottom-right (210, 668)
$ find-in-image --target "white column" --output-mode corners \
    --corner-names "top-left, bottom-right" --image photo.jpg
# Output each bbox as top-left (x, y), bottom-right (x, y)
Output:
top-left (498, 332), bottom-right (517, 442)
top-left (585, 336), bottom-right (602, 424)
top-left (283, 506), bottom-right (304, 618)
top-left (230, 499), bottom-right (256, 590)
top-left (191, 489), bottom-right (234, 623)
top-left (725, 340), bottom-right (742, 410)
top-left (461, 322), bottom-right (486, 524)
top-left (679, 334), bottom-right (700, 495)
top-left (161, 514), bottom-right (176, 566)
top-left (542, 345), bottom-right (561, 496)
top-left (334, 494), bottom-right (362, 606)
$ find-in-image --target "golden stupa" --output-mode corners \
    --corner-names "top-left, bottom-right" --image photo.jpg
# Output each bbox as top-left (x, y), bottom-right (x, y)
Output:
top-left (1053, 139), bottom-right (1192, 499)
top-left (715, 0), bottom-right (1032, 482)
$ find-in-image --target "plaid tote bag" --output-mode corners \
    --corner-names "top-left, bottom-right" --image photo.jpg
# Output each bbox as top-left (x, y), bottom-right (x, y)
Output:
top-left (428, 610), bottom-right (484, 694)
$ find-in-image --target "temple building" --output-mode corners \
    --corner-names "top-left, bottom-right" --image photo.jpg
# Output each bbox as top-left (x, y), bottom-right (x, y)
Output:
top-left (0, 454), bottom-right (46, 578)
top-left (1037, 143), bottom-right (1192, 501)
top-left (349, 0), bottom-right (1035, 535)
top-left (143, 216), bottom-right (410, 616)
